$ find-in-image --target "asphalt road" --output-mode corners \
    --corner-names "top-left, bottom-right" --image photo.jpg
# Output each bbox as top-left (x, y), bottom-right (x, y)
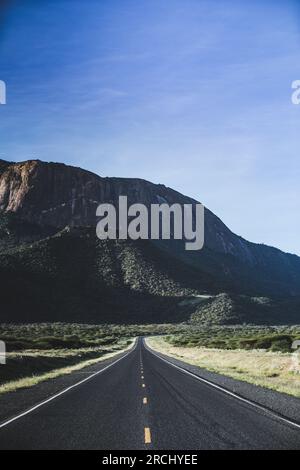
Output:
top-left (0, 338), bottom-right (299, 450)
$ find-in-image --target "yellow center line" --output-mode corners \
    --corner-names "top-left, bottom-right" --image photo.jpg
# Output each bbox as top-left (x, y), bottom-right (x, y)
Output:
top-left (144, 427), bottom-right (151, 444)
top-left (143, 397), bottom-right (147, 404)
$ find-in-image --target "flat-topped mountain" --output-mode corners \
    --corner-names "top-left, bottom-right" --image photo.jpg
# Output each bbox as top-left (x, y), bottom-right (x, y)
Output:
top-left (0, 159), bottom-right (299, 323)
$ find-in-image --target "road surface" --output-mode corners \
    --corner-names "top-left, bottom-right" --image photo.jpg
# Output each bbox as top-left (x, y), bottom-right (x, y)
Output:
top-left (0, 338), bottom-right (299, 449)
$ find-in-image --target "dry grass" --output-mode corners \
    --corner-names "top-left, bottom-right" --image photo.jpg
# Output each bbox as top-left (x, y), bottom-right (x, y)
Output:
top-left (0, 340), bottom-right (134, 394)
top-left (146, 336), bottom-right (300, 398)
top-left (6, 345), bottom-right (120, 359)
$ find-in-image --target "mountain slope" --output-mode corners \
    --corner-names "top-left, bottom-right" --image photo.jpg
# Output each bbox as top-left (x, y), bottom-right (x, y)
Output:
top-left (0, 226), bottom-right (218, 323)
top-left (0, 159), bottom-right (299, 324)
top-left (0, 159), bottom-right (299, 298)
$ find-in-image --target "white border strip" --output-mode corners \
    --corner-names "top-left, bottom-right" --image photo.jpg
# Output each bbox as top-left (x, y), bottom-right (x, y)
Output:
top-left (0, 341), bottom-right (136, 430)
top-left (144, 340), bottom-right (300, 431)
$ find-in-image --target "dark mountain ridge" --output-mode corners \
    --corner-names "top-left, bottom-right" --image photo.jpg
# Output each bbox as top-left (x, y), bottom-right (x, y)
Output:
top-left (0, 159), bottom-right (299, 324)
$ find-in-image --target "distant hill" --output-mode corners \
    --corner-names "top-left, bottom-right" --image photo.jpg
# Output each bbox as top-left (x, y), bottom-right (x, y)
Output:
top-left (0, 159), bottom-right (299, 324)
top-left (190, 293), bottom-right (300, 326)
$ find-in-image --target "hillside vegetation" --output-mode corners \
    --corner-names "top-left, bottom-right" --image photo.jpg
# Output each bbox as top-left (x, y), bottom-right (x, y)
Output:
top-left (0, 220), bottom-right (299, 324)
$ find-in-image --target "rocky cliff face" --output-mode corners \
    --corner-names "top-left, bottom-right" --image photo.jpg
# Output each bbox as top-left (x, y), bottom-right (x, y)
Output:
top-left (0, 159), bottom-right (204, 226)
top-left (0, 159), bottom-right (269, 258)
top-left (0, 158), bottom-right (300, 298)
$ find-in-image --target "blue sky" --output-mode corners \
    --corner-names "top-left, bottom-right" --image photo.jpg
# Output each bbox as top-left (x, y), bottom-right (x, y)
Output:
top-left (0, 0), bottom-right (300, 254)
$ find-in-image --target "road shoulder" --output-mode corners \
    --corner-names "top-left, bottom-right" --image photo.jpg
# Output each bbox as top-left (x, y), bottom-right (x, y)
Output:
top-left (0, 344), bottom-right (135, 426)
top-left (145, 338), bottom-right (300, 425)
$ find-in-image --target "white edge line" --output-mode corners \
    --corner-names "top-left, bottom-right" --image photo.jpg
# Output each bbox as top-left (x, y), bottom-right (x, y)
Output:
top-left (0, 341), bottom-right (137, 430)
top-left (144, 340), bottom-right (300, 431)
